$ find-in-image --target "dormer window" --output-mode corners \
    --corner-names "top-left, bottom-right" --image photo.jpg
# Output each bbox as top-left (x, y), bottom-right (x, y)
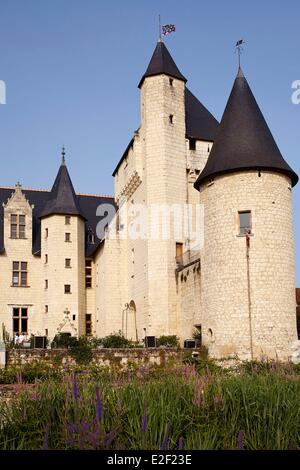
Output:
top-left (87, 229), bottom-right (95, 244)
top-left (11, 214), bottom-right (26, 239)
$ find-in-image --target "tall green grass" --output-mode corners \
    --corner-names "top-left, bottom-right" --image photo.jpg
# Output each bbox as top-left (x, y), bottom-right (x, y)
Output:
top-left (0, 365), bottom-right (299, 450)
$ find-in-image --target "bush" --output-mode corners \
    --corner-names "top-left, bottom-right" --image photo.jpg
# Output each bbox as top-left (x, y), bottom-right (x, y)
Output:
top-left (51, 333), bottom-right (78, 349)
top-left (101, 331), bottom-right (135, 349)
top-left (156, 335), bottom-right (180, 348)
top-left (69, 337), bottom-right (93, 365)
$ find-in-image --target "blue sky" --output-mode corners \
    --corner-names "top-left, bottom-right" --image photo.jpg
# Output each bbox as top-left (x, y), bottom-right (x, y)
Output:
top-left (0, 0), bottom-right (299, 283)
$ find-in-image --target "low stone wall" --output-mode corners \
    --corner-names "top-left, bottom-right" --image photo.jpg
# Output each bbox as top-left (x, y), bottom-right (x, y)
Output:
top-left (6, 348), bottom-right (192, 368)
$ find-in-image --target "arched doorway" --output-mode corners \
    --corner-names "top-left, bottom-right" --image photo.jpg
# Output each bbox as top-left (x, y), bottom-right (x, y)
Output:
top-left (126, 300), bottom-right (138, 342)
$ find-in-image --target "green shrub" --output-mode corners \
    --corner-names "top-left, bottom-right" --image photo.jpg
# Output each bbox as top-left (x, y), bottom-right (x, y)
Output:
top-left (51, 333), bottom-right (78, 349)
top-left (69, 337), bottom-right (93, 365)
top-left (101, 331), bottom-right (135, 348)
top-left (156, 335), bottom-right (180, 348)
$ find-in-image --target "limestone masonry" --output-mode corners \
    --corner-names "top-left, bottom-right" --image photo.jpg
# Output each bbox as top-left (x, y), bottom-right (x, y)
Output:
top-left (0, 41), bottom-right (298, 360)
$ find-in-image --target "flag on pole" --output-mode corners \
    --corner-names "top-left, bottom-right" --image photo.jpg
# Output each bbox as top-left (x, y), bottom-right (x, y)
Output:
top-left (236, 39), bottom-right (244, 47)
top-left (162, 24), bottom-right (176, 36)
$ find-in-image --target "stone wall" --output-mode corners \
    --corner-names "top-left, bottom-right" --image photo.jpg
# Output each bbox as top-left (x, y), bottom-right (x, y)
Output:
top-left (6, 348), bottom-right (189, 368)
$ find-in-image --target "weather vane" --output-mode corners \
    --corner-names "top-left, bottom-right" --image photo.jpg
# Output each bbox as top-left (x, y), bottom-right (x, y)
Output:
top-left (235, 39), bottom-right (245, 68)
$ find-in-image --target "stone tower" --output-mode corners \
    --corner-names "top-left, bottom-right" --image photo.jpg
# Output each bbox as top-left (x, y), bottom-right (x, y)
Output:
top-left (138, 40), bottom-right (188, 337)
top-left (194, 68), bottom-right (299, 361)
top-left (40, 151), bottom-right (86, 338)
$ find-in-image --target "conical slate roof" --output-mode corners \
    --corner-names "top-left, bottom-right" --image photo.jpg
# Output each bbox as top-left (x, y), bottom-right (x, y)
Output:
top-left (40, 157), bottom-right (85, 219)
top-left (138, 40), bottom-right (187, 88)
top-left (194, 68), bottom-right (298, 189)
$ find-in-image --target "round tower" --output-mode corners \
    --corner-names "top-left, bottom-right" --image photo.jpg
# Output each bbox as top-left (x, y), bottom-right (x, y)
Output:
top-left (194, 68), bottom-right (298, 361)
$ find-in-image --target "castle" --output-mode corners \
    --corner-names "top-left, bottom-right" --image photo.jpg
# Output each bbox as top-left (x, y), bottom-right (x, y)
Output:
top-left (0, 41), bottom-right (298, 360)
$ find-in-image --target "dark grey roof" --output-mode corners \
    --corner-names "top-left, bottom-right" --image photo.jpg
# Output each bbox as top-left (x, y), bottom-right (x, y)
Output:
top-left (185, 88), bottom-right (219, 141)
top-left (112, 90), bottom-right (219, 176)
top-left (0, 187), bottom-right (116, 257)
top-left (138, 41), bottom-right (187, 88)
top-left (39, 162), bottom-right (85, 219)
top-left (195, 68), bottom-right (299, 189)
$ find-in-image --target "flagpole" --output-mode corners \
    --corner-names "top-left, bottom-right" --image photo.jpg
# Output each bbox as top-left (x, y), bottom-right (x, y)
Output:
top-left (158, 14), bottom-right (162, 41)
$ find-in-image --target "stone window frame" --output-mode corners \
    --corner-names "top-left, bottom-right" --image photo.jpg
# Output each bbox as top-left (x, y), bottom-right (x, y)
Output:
top-left (12, 261), bottom-right (28, 287)
top-left (65, 258), bottom-right (72, 269)
top-left (64, 284), bottom-right (71, 294)
top-left (13, 307), bottom-right (28, 334)
top-left (65, 215), bottom-right (71, 225)
top-left (65, 232), bottom-right (71, 242)
top-left (238, 210), bottom-right (252, 236)
top-left (10, 214), bottom-right (26, 239)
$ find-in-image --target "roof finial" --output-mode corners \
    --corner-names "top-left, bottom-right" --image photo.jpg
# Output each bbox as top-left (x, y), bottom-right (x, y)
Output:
top-left (235, 39), bottom-right (245, 72)
top-left (61, 146), bottom-right (66, 166)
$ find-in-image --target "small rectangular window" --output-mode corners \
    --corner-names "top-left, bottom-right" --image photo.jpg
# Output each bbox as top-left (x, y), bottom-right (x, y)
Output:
top-left (85, 260), bottom-right (92, 288)
top-left (45, 305), bottom-right (48, 313)
top-left (239, 211), bottom-right (252, 235)
top-left (169, 78), bottom-right (173, 86)
top-left (10, 214), bottom-right (26, 239)
top-left (86, 314), bottom-right (92, 336)
top-left (64, 284), bottom-right (71, 294)
top-left (45, 228), bottom-right (48, 238)
top-left (12, 307), bottom-right (28, 334)
top-left (169, 114), bottom-right (174, 124)
top-left (65, 258), bottom-right (71, 268)
top-left (45, 279), bottom-right (48, 289)
top-left (65, 216), bottom-right (71, 225)
top-left (45, 254), bottom-right (48, 264)
top-left (189, 138), bottom-right (196, 151)
top-left (12, 261), bottom-right (28, 287)
top-left (65, 233), bottom-right (71, 242)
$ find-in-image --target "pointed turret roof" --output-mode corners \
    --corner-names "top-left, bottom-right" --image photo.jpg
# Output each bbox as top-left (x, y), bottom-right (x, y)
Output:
top-left (40, 151), bottom-right (85, 219)
top-left (138, 40), bottom-right (187, 88)
top-left (194, 68), bottom-right (298, 189)
top-left (185, 88), bottom-right (219, 141)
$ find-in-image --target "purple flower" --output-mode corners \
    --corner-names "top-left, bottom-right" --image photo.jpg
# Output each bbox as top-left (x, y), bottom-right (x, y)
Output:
top-left (42, 428), bottom-right (49, 450)
top-left (103, 429), bottom-right (118, 449)
top-left (238, 430), bottom-right (244, 450)
top-left (141, 401), bottom-right (147, 433)
top-left (178, 436), bottom-right (184, 450)
top-left (160, 422), bottom-right (171, 450)
top-left (95, 387), bottom-right (103, 422)
top-left (71, 373), bottom-right (79, 401)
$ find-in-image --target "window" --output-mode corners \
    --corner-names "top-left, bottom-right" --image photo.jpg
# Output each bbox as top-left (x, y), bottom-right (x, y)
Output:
top-left (87, 229), bottom-right (95, 244)
top-left (65, 233), bottom-right (71, 242)
top-left (45, 305), bottom-right (48, 313)
top-left (65, 258), bottom-right (71, 268)
top-left (85, 260), bottom-right (92, 288)
top-left (45, 279), bottom-right (48, 289)
top-left (72, 315), bottom-right (76, 321)
top-left (169, 114), bottom-right (174, 124)
top-left (64, 284), bottom-right (71, 294)
top-left (12, 261), bottom-right (28, 287)
top-left (13, 307), bottom-right (28, 334)
top-left (45, 228), bottom-right (48, 238)
top-left (86, 314), bottom-right (92, 336)
top-left (169, 78), bottom-right (173, 86)
top-left (10, 214), bottom-right (26, 239)
top-left (239, 211), bottom-right (252, 235)
top-left (176, 242), bottom-right (184, 265)
top-left (65, 216), bottom-right (71, 225)
top-left (45, 254), bottom-right (48, 264)
top-left (189, 138), bottom-right (196, 151)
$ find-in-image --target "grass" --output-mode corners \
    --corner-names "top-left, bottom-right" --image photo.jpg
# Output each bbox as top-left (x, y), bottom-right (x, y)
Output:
top-left (0, 361), bottom-right (299, 450)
